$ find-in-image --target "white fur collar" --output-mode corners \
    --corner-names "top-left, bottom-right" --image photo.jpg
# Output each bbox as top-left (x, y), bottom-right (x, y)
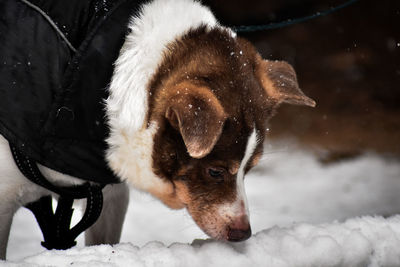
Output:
top-left (105, 0), bottom-right (222, 194)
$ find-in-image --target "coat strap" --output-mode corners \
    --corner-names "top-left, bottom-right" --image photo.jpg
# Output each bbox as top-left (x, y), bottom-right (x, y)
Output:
top-left (10, 144), bottom-right (104, 250)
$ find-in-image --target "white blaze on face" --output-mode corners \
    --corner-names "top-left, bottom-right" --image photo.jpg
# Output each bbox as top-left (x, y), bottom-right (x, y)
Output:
top-left (218, 128), bottom-right (258, 219)
top-left (237, 128), bottom-right (258, 216)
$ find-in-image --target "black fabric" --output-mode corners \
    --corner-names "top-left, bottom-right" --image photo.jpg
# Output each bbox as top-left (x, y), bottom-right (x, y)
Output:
top-left (0, 0), bottom-right (144, 183)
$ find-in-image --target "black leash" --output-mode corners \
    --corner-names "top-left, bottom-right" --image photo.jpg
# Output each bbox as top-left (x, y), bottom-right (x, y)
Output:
top-left (233, 0), bottom-right (360, 32)
top-left (10, 144), bottom-right (104, 250)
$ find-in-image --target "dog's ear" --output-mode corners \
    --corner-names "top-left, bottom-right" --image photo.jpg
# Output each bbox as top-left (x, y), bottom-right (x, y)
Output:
top-left (256, 56), bottom-right (316, 107)
top-left (165, 85), bottom-right (227, 158)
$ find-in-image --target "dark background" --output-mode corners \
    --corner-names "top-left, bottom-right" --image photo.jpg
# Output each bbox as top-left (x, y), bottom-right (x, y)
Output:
top-left (203, 0), bottom-right (400, 160)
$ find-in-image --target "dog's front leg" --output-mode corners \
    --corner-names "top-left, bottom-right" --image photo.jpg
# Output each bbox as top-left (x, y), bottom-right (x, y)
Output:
top-left (0, 203), bottom-right (18, 260)
top-left (85, 182), bottom-right (129, 246)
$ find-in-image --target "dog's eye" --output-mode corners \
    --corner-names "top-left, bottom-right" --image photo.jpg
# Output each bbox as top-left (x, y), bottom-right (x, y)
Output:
top-left (177, 175), bottom-right (189, 181)
top-left (207, 167), bottom-right (225, 179)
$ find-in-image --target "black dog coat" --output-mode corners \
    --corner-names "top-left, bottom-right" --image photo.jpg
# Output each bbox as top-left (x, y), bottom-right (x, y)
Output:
top-left (0, 0), bottom-right (144, 184)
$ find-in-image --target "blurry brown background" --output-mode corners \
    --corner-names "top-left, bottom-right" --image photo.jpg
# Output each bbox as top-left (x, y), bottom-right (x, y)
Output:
top-left (203, 0), bottom-right (400, 160)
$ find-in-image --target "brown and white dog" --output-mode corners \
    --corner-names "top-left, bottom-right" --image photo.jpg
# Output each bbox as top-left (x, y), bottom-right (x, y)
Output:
top-left (0, 0), bottom-right (315, 259)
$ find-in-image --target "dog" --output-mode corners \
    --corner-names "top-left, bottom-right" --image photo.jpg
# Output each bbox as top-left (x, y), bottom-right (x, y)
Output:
top-left (0, 0), bottom-right (315, 259)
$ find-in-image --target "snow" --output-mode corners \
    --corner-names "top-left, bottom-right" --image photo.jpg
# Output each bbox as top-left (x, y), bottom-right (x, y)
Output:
top-left (3, 141), bottom-right (400, 266)
top-left (4, 216), bottom-right (400, 267)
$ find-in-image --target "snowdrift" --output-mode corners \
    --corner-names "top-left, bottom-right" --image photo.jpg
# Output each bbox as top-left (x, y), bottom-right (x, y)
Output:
top-left (3, 215), bottom-right (400, 267)
top-left (4, 144), bottom-right (400, 266)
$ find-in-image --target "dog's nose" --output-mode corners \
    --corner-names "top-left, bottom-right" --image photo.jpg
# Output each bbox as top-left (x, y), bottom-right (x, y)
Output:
top-left (227, 226), bottom-right (252, 242)
top-left (227, 215), bottom-right (252, 242)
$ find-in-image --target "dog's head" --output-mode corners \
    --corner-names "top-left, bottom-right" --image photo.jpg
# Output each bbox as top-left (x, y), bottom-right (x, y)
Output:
top-left (144, 28), bottom-right (315, 241)
top-left (106, 26), bottom-right (315, 242)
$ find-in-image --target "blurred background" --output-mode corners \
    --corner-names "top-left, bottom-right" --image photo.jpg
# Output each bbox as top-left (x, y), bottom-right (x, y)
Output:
top-left (204, 0), bottom-right (400, 161)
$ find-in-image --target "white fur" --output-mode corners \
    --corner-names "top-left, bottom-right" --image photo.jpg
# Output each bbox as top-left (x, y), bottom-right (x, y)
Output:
top-left (106, 0), bottom-right (218, 134)
top-left (105, 0), bottom-right (227, 195)
top-left (105, 123), bottom-right (174, 199)
top-left (237, 128), bottom-right (258, 215)
top-left (218, 129), bottom-right (258, 219)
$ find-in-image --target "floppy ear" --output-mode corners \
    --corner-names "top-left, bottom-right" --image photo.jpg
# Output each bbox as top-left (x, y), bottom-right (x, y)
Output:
top-left (165, 86), bottom-right (227, 159)
top-left (256, 57), bottom-right (316, 107)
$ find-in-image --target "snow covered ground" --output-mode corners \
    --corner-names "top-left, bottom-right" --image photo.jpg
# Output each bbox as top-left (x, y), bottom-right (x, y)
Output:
top-left (3, 141), bottom-right (400, 266)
